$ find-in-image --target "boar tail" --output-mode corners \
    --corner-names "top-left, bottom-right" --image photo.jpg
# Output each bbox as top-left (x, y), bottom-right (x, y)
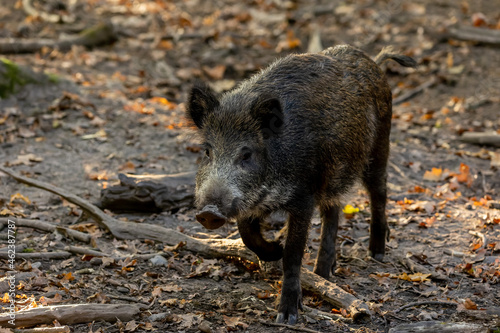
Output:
top-left (375, 46), bottom-right (417, 68)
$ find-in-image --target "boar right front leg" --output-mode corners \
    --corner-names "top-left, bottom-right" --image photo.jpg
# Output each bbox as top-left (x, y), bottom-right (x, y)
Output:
top-left (237, 216), bottom-right (283, 262)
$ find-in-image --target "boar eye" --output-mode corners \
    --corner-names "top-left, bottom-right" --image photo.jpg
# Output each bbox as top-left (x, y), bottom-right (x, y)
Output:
top-left (205, 148), bottom-right (211, 158)
top-left (242, 151), bottom-right (252, 161)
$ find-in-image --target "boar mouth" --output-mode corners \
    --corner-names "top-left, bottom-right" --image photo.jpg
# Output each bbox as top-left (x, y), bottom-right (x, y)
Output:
top-left (196, 205), bottom-right (228, 230)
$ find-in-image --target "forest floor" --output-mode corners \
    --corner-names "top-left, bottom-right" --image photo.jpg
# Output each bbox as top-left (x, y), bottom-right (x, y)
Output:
top-left (1, 0), bottom-right (500, 332)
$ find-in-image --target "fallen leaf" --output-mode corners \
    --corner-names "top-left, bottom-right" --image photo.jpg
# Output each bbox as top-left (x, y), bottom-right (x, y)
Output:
top-left (490, 151), bottom-right (500, 168)
top-left (464, 298), bottom-right (478, 310)
top-left (9, 153), bottom-right (44, 166)
top-left (223, 315), bottom-right (248, 330)
top-left (342, 204), bottom-right (359, 215)
top-left (18, 127), bottom-right (36, 138)
top-left (257, 291), bottom-right (272, 299)
top-left (159, 298), bottom-right (178, 307)
top-left (276, 30), bottom-right (301, 52)
top-left (161, 284), bottom-right (182, 293)
top-left (203, 65), bottom-right (226, 80)
top-left (423, 167), bottom-right (443, 181)
top-left (10, 193), bottom-right (31, 205)
top-left (125, 320), bottom-right (139, 331)
top-left (472, 12), bottom-right (488, 27)
top-left (177, 314), bottom-right (200, 329)
top-left (81, 129), bottom-right (107, 140)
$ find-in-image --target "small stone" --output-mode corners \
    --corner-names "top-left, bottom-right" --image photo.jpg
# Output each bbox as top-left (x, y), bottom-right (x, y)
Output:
top-left (198, 320), bottom-right (212, 333)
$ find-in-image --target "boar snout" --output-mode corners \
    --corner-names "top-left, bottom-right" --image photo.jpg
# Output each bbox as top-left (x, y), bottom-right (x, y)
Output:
top-left (196, 205), bottom-right (227, 229)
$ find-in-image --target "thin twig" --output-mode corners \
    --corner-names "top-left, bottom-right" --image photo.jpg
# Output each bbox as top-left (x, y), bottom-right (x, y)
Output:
top-left (108, 294), bottom-right (150, 305)
top-left (443, 249), bottom-right (469, 258)
top-left (64, 246), bottom-right (106, 257)
top-left (393, 77), bottom-right (438, 105)
top-left (394, 300), bottom-right (457, 313)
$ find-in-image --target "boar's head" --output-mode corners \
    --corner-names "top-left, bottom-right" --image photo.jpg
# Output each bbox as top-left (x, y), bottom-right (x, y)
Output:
top-left (186, 83), bottom-right (283, 229)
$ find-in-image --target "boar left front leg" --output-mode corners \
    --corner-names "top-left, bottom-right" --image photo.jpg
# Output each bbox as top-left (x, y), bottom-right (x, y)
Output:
top-left (238, 216), bottom-right (283, 262)
top-left (276, 200), bottom-right (314, 325)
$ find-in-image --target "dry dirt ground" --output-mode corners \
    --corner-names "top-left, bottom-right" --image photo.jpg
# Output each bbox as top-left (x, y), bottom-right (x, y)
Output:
top-left (1, 0), bottom-right (500, 332)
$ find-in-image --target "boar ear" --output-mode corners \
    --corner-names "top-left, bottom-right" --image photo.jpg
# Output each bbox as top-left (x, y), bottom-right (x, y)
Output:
top-left (187, 83), bottom-right (219, 129)
top-left (251, 96), bottom-right (283, 138)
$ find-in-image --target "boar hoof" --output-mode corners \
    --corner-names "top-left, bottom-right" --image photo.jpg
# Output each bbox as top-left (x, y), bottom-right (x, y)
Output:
top-left (196, 205), bottom-right (227, 230)
top-left (276, 313), bottom-right (297, 325)
top-left (372, 253), bottom-right (385, 262)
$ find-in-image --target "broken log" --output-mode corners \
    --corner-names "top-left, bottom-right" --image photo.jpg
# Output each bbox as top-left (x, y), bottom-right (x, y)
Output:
top-left (0, 22), bottom-right (117, 54)
top-left (97, 172), bottom-right (195, 212)
top-left (0, 165), bottom-right (372, 321)
top-left (300, 267), bottom-right (371, 322)
top-left (0, 304), bottom-right (141, 328)
top-left (460, 131), bottom-right (500, 148)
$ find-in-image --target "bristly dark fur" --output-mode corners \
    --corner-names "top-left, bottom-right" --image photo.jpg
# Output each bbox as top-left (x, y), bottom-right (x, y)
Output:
top-left (185, 44), bottom-right (416, 325)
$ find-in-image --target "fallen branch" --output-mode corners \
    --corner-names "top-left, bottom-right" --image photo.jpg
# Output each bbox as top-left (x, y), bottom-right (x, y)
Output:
top-left (0, 166), bottom-right (259, 257)
top-left (448, 25), bottom-right (500, 45)
top-left (443, 249), bottom-right (468, 258)
top-left (460, 131), bottom-right (500, 148)
top-left (394, 300), bottom-right (457, 313)
top-left (393, 77), bottom-right (438, 105)
top-left (0, 251), bottom-right (71, 260)
top-left (13, 326), bottom-right (70, 333)
top-left (0, 218), bottom-right (92, 244)
top-left (388, 320), bottom-right (489, 333)
top-left (64, 246), bottom-right (106, 257)
top-left (0, 304), bottom-right (140, 328)
top-left (0, 22), bottom-right (117, 54)
top-left (0, 165), bottom-right (371, 321)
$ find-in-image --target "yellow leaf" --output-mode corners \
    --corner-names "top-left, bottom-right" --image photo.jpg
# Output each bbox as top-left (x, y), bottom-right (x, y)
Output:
top-left (81, 129), bottom-right (107, 140)
top-left (10, 193), bottom-right (31, 205)
top-left (342, 205), bottom-right (359, 215)
top-left (0, 208), bottom-right (15, 216)
top-left (406, 273), bottom-right (432, 282)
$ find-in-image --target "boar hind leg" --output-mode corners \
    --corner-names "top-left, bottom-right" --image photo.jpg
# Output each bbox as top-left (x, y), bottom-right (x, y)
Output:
top-left (313, 204), bottom-right (340, 279)
top-left (363, 135), bottom-right (390, 261)
top-left (237, 216), bottom-right (283, 262)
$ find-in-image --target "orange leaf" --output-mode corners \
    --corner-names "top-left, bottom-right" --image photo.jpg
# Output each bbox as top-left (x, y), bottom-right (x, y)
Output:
top-left (257, 291), bottom-right (272, 299)
top-left (423, 167), bottom-right (443, 181)
top-left (203, 65), bottom-right (226, 80)
top-left (464, 298), bottom-right (478, 310)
